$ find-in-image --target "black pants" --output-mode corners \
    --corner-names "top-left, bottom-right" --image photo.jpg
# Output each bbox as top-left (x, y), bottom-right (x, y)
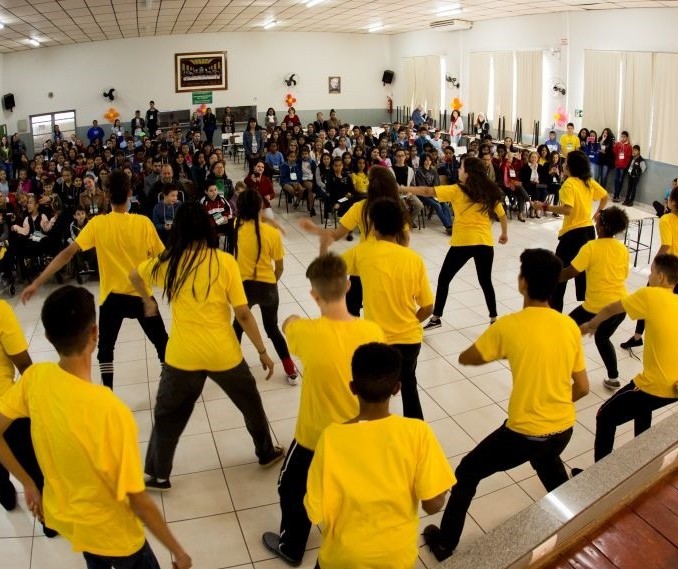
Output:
top-left (0, 419), bottom-right (44, 496)
top-left (634, 282), bottom-right (678, 336)
top-left (232, 281), bottom-right (290, 362)
top-left (98, 293), bottom-right (168, 389)
top-left (594, 381), bottom-right (677, 462)
top-left (569, 306), bottom-right (626, 379)
top-left (277, 439), bottom-right (315, 562)
top-left (434, 245), bottom-right (497, 318)
top-left (439, 422), bottom-right (572, 551)
top-left (83, 540), bottom-right (160, 569)
top-left (552, 226), bottom-right (596, 313)
top-left (346, 276), bottom-right (363, 317)
top-left (625, 177), bottom-right (640, 202)
top-left (145, 361), bottom-right (276, 479)
top-left (391, 343), bottom-right (423, 420)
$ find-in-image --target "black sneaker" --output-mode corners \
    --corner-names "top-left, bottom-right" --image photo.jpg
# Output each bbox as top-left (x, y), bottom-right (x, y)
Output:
top-left (612, 197), bottom-right (620, 203)
top-left (423, 317), bottom-right (442, 331)
top-left (309, 208), bottom-right (316, 217)
top-left (145, 477), bottom-right (172, 491)
top-left (259, 446), bottom-right (285, 468)
top-left (620, 336), bottom-right (643, 349)
top-left (262, 532), bottom-right (302, 567)
top-left (422, 525), bottom-right (453, 562)
top-left (571, 467), bottom-right (583, 477)
top-left (445, 226), bottom-right (452, 236)
top-left (0, 480), bottom-right (16, 511)
top-left (42, 524), bottom-right (58, 538)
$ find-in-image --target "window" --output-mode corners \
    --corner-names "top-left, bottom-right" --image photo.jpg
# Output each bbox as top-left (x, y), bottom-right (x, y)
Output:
top-left (29, 110), bottom-right (76, 151)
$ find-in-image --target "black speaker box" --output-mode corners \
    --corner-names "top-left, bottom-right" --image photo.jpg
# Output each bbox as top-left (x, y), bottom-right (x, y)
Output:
top-left (3, 93), bottom-right (15, 111)
top-left (382, 70), bottom-right (394, 85)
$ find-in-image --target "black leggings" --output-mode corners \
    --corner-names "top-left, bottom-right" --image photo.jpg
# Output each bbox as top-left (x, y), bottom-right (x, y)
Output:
top-left (0, 419), bottom-right (44, 494)
top-left (233, 280), bottom-right (290, 361)
top-left (569, 306), bottom-right (626, 379)
top-left (552, 226), bottom-right (596, 313)
top-left (346, 276), bottom-right (363, 317)
top-left (434, 245), bottom-right (497, 318)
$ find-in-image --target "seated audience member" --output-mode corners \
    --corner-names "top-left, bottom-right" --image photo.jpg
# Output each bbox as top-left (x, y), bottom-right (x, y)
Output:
top-left (264, 142), bottom-right (284, 178)
top-left (280, 151), bottom-right (304, 207)
top-left (653, 178), bottom-right (677, 217)
top-left (201, 182), bottom-right (233, 241)
top-left (326, 157), bottom-right (361, 217)
top-left (304, 342), bottom-right (454, 569)
top-left (350, 157), bottom-right (369, 196)
top-left (438, 146), bottom-right (459, 183)
top-left (205, 161), bottom-right (232, 200)
top-left (298, 147), bottom-right (317, 216)
top-left (245, 160), bottom-right (276, 220)
top-left (390, 148), bottom-right (423, 226)
top-left (79, 174), bottom-right (108, 217)
top-left (519, 151), bottom-right (548, 217)
top-left (496, 146), bottom-right (529, 222)
top-left (424, 249), bottom-right (589, 561)
top-left (152, 184), bottom-right (182, 244)
top-left (415, 154), bottom-right (452, 234)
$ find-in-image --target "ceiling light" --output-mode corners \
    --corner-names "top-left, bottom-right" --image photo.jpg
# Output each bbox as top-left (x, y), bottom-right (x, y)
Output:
top-left (0, 24), bottom-right (5, 30)
top-left (28, 38), bottom-right (40, 46)
top-left (436, 9), bottom-right (462, 17)
top-left (305, 0), bottom-right (325, 7)
top-left (367, 24), bottom-right (384, 33)
top-left (263, 19), bottom-right (277, 29)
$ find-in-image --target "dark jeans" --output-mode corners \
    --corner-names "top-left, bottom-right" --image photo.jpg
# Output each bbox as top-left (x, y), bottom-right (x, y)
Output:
top-left (421, 197), bottom-right (452, 228)
top-left (439, 422), bottom-right (572, 551)
top-left (569, 306), bottom-right (626, 379)
top-left (594, 381), bottom-right (677, 462)
top-left (233, 280), bottom-right (290, 362)
top-left (346, 275), bottom-right (363, 317)
top-left (391, 343), bottom-right (423, 420)
top-left (434, 245), bottom-right (496, 318)
top-left (613, 168), bottom-right (626, 199)
top-left (0, 419), bottom-right (44, 494)
top-left (625, 177), bottom-right (640, 202)
top-left (552, 226), bottom-right (596, 313)
top-left (145, 361), bottom-right (276, 479)
top-left (277, 439), bottom-right (315, 562)
top-left (98, 293), bottom-right (168, 389)
top-left (83, 540), bottom-right (160, 569)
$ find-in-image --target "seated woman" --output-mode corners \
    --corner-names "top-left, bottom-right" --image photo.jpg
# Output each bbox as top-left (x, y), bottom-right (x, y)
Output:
top-left (10, 194), bottom-right (50, 279)
top-left (495, 146), bottom-right (529, 222)
top-left (519, 151), bottom-right (548, 218)
top-left (415, 154), bottom-right (452, 235)
top-left (326, 157), bottom-right (363, 218)
top-left (245, 160), bottom-right (275, 220)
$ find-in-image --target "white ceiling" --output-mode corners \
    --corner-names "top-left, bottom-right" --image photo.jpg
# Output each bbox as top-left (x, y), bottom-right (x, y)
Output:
top-left (0, 0), bottom-right (672, 52)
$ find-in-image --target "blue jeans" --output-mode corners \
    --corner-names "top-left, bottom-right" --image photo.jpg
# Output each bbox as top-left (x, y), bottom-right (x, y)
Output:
top-left (83, 541), bottom-right (160, 569)
top-left (613, 168), bottom-right (626, 199)
top-left (421, 197), bottom-right (452, 228)
top-left (590, 163), bottom-right (599, 184)
top-left (597, 164), bottom-right (611, 188)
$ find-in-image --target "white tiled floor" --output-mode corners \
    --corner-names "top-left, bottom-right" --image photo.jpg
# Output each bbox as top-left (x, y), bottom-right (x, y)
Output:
top-left (2, 162), bottom-right (677, 568)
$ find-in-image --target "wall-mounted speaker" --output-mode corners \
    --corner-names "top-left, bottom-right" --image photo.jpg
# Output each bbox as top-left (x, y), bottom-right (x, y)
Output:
top-left (382, 70), bottom-right (394, 85)
top-left (3, 93), bottom-right (15, 112)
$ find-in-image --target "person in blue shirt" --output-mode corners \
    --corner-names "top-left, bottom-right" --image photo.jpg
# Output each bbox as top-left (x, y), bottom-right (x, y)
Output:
top-left (582, 130), bottom-right (601, 181)
top-left (280, 151), bottom-right (304, 206)
top-left (411, 106), bottom-right (426, 128)
top-left (86, 120), bottom-right (105, 147)
top-left (414, 127), bottom-right (431, 157)
top-left (264, 141), bottom-right (285, 178)
top-left (544, 131), bottom-right (560, 155)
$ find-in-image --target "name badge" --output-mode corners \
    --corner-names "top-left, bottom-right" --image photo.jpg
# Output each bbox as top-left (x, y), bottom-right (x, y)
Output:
top-left (214, 212), bottom-right (226, 225)
top-left (290, 172), bottom-right (297, 181)
top-left (619, 153), bottom-right (625, 160)
top-left (567, 144), bottom-right (573, 151)
top-left (509, 169), bottom-right (516, 178)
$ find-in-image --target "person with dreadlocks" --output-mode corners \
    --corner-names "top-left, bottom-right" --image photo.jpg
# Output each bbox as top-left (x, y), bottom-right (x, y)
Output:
top-left (129, 201), bottom-right (284, 491)
top-left (559, 206), bottom-right (630, 391)
top-left (231, 189), bottom-right (298, 385)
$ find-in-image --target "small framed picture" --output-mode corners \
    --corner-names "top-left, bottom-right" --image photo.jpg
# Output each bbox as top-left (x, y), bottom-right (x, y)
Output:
top-left (328, 76), bottom-right (341, 94)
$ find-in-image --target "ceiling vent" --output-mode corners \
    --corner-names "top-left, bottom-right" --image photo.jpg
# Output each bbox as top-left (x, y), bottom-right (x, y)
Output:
top-left (430, 19), bottom-right (473, 32)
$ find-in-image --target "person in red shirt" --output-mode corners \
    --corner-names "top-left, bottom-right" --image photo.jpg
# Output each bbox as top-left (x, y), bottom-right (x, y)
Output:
top-left (244, 160), bottom-right (275, 220)
top-left (612, 131), bottom-right (632, 202)
top-left (281, 107), bottom-right (301, 129)
top-left (495, 147), bottom-right (529, 222)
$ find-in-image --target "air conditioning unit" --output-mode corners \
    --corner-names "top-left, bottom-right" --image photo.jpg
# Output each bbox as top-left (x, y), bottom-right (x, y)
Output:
top-left (430, 19), bottom-right (473, 32)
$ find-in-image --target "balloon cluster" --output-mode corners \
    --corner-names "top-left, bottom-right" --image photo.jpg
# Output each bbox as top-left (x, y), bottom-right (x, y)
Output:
top-left (285, 93), bottom-right (297, 108)
top-left (450, 98), bottom-right (463, 110)
top-left (553, 106), bottom-right (569, 127)
top-left (197, 104), bottom-right (208, 115)
top-left (103, 107), bottom-right (120, 123)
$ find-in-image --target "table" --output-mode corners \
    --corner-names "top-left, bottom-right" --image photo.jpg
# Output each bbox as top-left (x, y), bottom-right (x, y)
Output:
top-left (622, 206), bottom-right (657, 267)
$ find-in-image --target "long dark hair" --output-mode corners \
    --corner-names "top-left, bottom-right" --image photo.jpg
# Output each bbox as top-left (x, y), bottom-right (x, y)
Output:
top-left (566, 150), bottom-right (592, 186)
top-left (233, 189), bottom-right (263, 280)
top-left (151, 201), bottom-right (219, 303)
top-left (363, 165), bottom-right (409, 245)
top-left (459, 156), bottom-right (504, 215)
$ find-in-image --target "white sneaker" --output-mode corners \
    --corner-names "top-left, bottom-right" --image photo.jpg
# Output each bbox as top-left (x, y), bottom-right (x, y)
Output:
top-left (286, 373), bottom-right (299, 386)
top-left (603, 377), bottom-right (621, 390)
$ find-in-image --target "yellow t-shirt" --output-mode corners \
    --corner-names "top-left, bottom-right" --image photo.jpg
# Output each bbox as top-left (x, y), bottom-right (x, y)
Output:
top-left (0, 363), bottom-right (145, 556)
top-left (559, 133), bottom-right (580, 156)
top-left (351, 172), bottom-right (369, 194)
top-left (138, 249), bottom-right (248, 371)
top-left (558, 177), bottom-right (607, 237)
top-left (286, 317), bottom-right (385, 450)
top-left (343, 240), bottom-right (433, 344)
top-left (339, 200), bottom-right (409, 243)
top-left (570, 238), bottom-right (629, 313)
top-left (621, 287), bottom-right (678, 398)
top-left (75, 212), bottom-right (164, 304)
top-left (0, 301), bottom-right (28, 397)
top-left (235, 220), bottom-right (284, 284)
top-left (435, 185), bottom-right (505, 247)
top-left (659, 214), bottom-right (678, 256)
top-left (474, 307), bottom-right (585, 436)
top-left (304, 416), bottom-right (455, 569)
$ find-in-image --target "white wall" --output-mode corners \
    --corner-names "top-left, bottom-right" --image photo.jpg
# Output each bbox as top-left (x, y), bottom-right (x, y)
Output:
top-left (0, 31), bottom-right (391, 133)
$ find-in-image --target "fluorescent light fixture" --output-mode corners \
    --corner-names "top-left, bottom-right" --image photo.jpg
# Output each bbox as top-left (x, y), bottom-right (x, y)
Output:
top-left (367, 24), bottom-right (384, 33)
top-left (28, 38), bottom-right (40, 46)
top-left (436, 7), bottom-right (462, 16)
top-left (305, 0), bottom-right (325, 7)
top-left (263, 19), bottom-right (277, 29)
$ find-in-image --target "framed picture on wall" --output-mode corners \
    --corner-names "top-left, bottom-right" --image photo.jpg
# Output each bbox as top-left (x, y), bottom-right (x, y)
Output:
top-left (328, 76), bottom-right (341, 94)
top-left (175, 52), bottom-right (228, 92)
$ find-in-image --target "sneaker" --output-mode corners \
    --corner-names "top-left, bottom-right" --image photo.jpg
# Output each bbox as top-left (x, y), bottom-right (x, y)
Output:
top-left (145, 477), bottom-right (171, 491)
top-left (42, 524), bottom-right (58, 538)
top-left (423, 317), bottom-right (442, 331)
top-left (612, 197), bottom-right (620, 203)
top-left (261, 532), bottom-right (302, 567)
top-left (422, 525), bottom-right (453, 562)
top-left (603, 377), bottom-right (622, 390)
top-left (620, 336), bottom-right (643, 349)
top-left (259, 446), bottom-right (285, 468)
top-left (445, 226), bottom-right (452, 236)
top-left (0, 480), bottom-right (16, 511)
top-left (309, 208), bottom-right (316, 217)
top-left (286, 373), bottom-right (299, 386)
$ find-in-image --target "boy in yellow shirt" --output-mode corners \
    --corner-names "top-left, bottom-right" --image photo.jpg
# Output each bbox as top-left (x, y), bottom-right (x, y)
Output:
top-left (262, 253), bottom-right (384, 566)
top-left (340, 198), bottom-right (434, 419)
top-left (559, 122), bottom-right (580, 157)
top-left (424, 249), bottom-right (589, 561)
top-left (0, 286), bottom-right (191, 569)
top-left (304, 342), bottom-right (455, 569)
top-left (581, 254), bottom-right (678, 462)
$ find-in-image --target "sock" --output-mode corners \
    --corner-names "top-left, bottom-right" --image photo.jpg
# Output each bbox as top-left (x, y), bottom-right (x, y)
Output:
top-left (282, 357), bottom-right (296, 376)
